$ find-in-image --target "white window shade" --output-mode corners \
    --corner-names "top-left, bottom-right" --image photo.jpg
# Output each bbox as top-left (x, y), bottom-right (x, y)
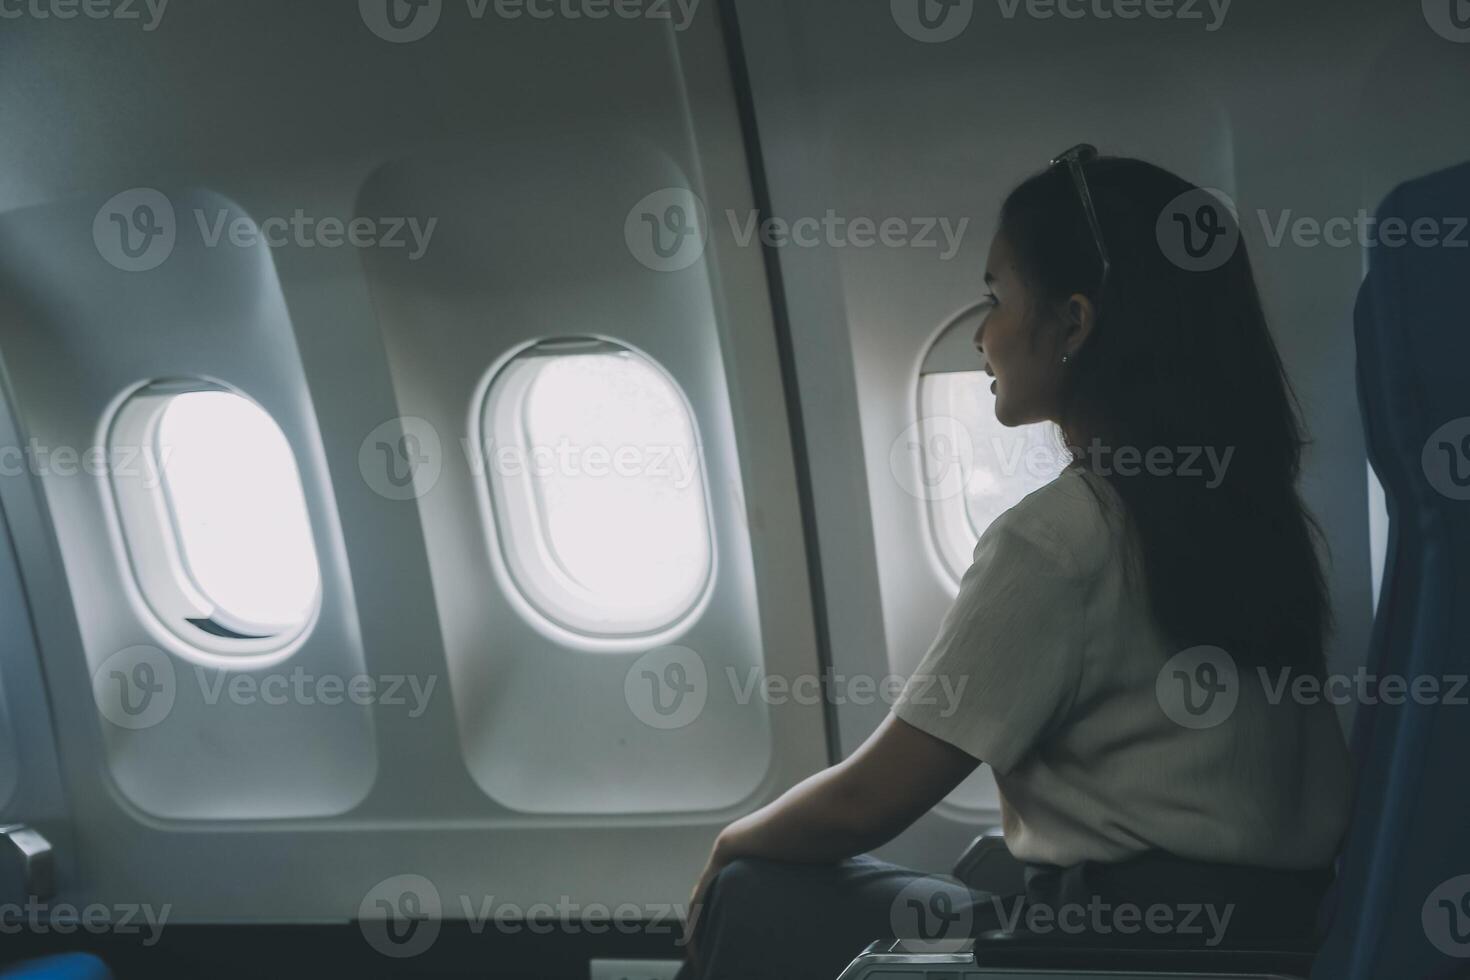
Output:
top-left (480, 340), bottom-right (714, 639)
top-left (109, 383), bottom-right (322, 655)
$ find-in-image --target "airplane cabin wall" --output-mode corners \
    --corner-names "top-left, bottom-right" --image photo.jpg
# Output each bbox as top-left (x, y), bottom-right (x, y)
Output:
top-left (0, 0), bottom-right (1466, 924)
top-left (0, 1), bottom-right (829, 919)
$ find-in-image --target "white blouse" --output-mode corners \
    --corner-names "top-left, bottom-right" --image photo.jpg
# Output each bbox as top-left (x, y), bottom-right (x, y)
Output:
top-left (895, 465), bottom-right (1354, 869)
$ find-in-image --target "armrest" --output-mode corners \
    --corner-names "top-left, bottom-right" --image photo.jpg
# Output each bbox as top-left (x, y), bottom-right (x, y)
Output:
top-left (835, 940), bottom-right (974, 979)
top-left (836, 937), bottom-right (1311, 978)
top-left (970, 930), bottom-right (1314, 975)
top-left (951, 827), bottom-right (1025, 896)
top-left (837, 833), bottom-right (1317, 977)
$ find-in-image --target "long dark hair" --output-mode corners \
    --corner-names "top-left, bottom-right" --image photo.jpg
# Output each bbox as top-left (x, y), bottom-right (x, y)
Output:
top-left (999, 156), bottom-right (1330, 675)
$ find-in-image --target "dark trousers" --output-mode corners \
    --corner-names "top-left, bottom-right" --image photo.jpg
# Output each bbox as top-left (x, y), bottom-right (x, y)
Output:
top-left (679, 852), bottom-right (1333, 980)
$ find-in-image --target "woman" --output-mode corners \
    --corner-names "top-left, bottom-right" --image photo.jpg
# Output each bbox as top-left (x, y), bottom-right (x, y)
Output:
top-left (678, 150), bottom-right (1354, 980)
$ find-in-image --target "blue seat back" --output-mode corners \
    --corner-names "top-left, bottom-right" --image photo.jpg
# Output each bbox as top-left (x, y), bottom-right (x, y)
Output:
top-left (1313, 161), bottom-right (1470, 979)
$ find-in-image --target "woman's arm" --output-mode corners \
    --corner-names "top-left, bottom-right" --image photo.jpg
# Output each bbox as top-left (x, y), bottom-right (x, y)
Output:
top-left (709, 713), bottom-right (980, 869)
top-left (682, 714), bottom-right (980, 952)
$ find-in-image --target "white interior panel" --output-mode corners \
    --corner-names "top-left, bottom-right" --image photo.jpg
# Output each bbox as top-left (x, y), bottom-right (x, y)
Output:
top-left (356, 139), bottom-right (774, 814)
top-left (0, 188), bottom-right (376, 820)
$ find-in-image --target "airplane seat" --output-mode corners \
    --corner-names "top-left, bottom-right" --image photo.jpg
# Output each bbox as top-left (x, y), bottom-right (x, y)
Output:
top-left (1309, 160), bottom-right (1470, 980)
top-left (0, 955), bottom-right (111, 980)
top-left (834, 162), bottom-right (1470, 980)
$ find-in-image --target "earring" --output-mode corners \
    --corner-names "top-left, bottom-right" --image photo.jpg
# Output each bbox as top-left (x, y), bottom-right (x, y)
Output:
top-left (1061, 353), bottom-right (1071, 365)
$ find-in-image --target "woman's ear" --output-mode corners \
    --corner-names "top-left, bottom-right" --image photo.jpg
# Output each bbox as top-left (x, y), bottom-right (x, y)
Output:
top-left (1061, 292), bottom-right (1097, 359)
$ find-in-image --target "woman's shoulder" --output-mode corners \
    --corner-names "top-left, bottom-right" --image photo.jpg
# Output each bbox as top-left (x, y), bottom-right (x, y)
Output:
top-left (988, 464), bottom-right (1122, 578)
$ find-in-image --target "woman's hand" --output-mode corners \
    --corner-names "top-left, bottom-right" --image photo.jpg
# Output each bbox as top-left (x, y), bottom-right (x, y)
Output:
top-left (678, 716), bottom-right (979, 961)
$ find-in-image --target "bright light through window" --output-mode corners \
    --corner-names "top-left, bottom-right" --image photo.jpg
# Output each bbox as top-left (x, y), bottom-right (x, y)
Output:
top-left (110, 384), bottom-right (322, 652)
top-left (482, 342), bottom-right (713, 638)
top-left (156, 392), bottom-right (321, 632)
top-left (919, 371), bottom-right (1066, 581)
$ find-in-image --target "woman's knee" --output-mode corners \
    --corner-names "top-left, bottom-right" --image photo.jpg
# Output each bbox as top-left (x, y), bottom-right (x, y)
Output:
top-left (705, 857), bottom-right (779, 912)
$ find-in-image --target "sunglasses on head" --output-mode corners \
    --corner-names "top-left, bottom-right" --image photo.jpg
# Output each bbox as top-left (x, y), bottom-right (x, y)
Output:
top-left (1050, 143), bottom-right (1111, 292)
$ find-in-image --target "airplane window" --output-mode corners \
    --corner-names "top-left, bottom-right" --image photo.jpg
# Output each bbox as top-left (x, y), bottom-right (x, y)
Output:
top-left (109, 384), bottom-right (322, 653)
top-left (917, 317), bottom-right (1066, 583)
top-left (480, 340), bottom-right (713, 639)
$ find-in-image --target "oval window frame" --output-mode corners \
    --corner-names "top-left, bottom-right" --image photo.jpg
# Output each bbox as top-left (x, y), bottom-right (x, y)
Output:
top-left (106, 379), bottom-right (324, 662)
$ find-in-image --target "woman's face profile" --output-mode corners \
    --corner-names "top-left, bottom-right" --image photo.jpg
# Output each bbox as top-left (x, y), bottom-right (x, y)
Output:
top-left (974, 231), bottom-right (1066, 428)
